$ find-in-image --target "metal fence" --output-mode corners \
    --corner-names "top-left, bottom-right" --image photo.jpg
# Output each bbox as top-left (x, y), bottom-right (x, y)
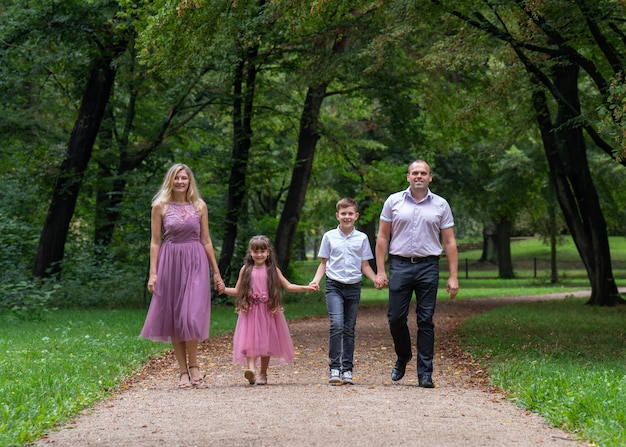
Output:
top-left (440, 258), bottom-right (626, 279)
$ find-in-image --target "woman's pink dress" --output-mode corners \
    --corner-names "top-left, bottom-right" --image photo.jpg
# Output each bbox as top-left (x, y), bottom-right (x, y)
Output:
top-left (232, 266), bottom-right (294, 366)
top-left (141, 202), bottom-right (211, 343)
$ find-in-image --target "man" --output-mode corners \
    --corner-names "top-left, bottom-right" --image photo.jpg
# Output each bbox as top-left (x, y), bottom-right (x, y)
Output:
top-left (375, 159), bottom-right (459, 388)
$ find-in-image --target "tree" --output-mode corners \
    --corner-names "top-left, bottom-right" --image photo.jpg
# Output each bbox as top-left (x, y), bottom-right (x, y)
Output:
top-left (274, 82), bottom-right (327, 269)
top-left (27, 1), bottom-right (130, 278)
top-left (34, 59), bottom-right (120, 278)
top-left (431, 0), bottom-right (626, 305)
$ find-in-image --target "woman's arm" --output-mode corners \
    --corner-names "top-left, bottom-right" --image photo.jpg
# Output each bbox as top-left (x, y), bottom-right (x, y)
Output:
top-left (147, 203), bottom-right (164, 294)
top-left (199, 201), bottom-right (224, 291)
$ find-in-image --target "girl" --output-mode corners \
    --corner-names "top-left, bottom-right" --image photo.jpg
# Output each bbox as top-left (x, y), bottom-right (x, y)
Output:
top-left (141, 163), bottom-right (224, 389)
top-left (223, 235), bottom-right (318, 385)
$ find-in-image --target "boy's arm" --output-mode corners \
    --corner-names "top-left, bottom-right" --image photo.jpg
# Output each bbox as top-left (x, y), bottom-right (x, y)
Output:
top-left (309, 258), bottom-right (328, 287)
top-left (361, 260), bottom-right (377, 284)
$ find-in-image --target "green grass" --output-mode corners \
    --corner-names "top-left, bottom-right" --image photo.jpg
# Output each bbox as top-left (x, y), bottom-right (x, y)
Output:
top-left (2, 235), bottom-right (625, 446)
top-left (0, 308), bottom-right (239, 446)
top-left (459, 298), bottom-right (626, 446)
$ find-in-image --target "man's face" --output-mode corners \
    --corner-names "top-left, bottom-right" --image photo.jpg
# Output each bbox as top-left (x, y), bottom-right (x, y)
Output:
top-left (406, 162), bottom-right (432, 190)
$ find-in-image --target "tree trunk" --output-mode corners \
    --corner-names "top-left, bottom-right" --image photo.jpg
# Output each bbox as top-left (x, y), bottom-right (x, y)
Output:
top-left (33, 59), bottom-right (117, 278)
top-left (358, 215), bottom-right (377, 271)
top-left (94, 105), bottom-right (120, 247)
top-left (274, 83), bottom-right (327, 271)
top-left (218, 42), bottom-right (258, 283)
top-left (532, 63), bottom-right (622, 306)
top-left (480, 218), bottom-right (497, 263)
top-left (549, 204), bottom-right (558, 284)
top-left (496, 217), bottom-right (514, 278)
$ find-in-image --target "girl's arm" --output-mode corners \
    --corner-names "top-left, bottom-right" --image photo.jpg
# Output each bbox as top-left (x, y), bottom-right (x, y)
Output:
top-left (278, 268), bottom-right (319, 293)
top-left (223, 266), bottom-right (244, 297)
top-left (147, 203), bottom-right (165, 294)
top-left (199, 201), bottom-right (224, 291)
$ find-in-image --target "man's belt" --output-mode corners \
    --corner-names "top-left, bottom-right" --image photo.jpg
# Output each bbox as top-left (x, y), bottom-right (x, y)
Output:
top-left (389, 254), bottom-right (439, 264)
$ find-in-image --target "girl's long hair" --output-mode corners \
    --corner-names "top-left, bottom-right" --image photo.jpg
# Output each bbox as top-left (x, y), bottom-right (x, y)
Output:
top-left (152, 163), bottom-right (204, 211)
top-left (235, 235), bottom-right (282, 313)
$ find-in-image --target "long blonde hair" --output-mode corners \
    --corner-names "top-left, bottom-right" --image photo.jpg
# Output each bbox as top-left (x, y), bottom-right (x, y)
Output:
top-left (152, 163), bottom-right (204, 211)
top-left (235, 235), bottom-right (282, 313)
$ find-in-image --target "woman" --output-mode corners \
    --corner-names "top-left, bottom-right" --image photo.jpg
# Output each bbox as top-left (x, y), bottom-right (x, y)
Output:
top-left (141, 163), bottom-right (224, 388)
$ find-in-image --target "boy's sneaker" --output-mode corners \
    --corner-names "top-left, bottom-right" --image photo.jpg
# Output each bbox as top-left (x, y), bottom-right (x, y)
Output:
top-left (328, 369), bottom-right (341, 385)
top-left (342, 370), bottom-right (355, 385)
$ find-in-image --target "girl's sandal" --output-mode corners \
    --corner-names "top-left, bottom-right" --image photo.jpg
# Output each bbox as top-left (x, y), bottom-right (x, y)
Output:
top-left (178, 371), bottom-right (192, 389)
top-left (244, 369), bottom-right (256, 385)
top-left (189, 365), bottom-right (205, 387)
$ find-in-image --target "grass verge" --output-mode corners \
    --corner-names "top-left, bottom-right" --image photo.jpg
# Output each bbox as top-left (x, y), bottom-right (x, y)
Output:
top-left (3, 233), bottom-right (625, 446)
top-left (459, 297), bottom-right (626, 446)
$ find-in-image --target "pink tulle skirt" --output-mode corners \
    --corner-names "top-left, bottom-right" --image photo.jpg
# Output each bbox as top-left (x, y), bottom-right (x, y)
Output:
top-left (232, 303), bottom-right (294, 366)
top-left (140, 240), bottom-right (211, 343)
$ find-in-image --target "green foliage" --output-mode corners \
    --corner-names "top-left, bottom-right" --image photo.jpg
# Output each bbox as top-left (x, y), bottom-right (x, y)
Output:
top-left (598, 59), bottom-right (626, 163)
top-left (54, 247), bottom-right (148, 309)
top-left (459, 299), bottom-right (626, 446)
top-left (0, 281), bottom-right (59, 321)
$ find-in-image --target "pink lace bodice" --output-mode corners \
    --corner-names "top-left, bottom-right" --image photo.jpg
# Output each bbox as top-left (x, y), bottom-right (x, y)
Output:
top-left (162, 202), bottom-right (201, 243)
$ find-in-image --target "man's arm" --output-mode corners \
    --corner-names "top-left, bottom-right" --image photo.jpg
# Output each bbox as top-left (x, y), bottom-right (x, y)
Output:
top-left (375, 220), bottom-right (391, 289)
top-left (441, 227), bottom-right (459, 299)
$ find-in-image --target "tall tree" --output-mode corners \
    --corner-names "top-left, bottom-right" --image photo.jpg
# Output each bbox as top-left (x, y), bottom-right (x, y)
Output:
top-left (219, 37), bottom-right (259, 280)
top-left (430, 0), bottom-right (626, 305)
top-left (274, 82), bottom-right (327, 269)
top-left (34, 58), bottom-right (120, 277)
top-left (28, 1), bottom-right (130, 277)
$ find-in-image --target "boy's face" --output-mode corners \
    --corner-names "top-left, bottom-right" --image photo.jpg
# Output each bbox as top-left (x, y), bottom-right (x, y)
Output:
top-left (336, 206), bottom-right (359, 229)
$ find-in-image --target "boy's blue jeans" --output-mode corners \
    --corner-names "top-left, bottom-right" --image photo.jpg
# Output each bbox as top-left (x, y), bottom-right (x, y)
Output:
top-left (325, 278), bottom-right (361, 372)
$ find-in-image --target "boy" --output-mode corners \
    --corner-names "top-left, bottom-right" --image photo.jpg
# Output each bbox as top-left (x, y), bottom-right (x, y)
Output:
top-left (309, 198), bottom-right (378, 385)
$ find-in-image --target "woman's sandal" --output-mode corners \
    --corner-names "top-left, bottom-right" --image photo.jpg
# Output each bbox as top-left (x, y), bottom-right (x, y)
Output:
top-left (189, 365), bottom-right (205, 387)
top-left (178, 371), bottom-right (192, 389)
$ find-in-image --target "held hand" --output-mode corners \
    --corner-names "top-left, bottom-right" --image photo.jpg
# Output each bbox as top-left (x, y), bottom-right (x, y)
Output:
top-left (446, 277), bottom-right (459, 300)
top-left (213, 272), bottom-right (224, 292)
top-left (308, 281), bottom-right (320, 291)
top-left (374, 272), bottom-right (388, 290)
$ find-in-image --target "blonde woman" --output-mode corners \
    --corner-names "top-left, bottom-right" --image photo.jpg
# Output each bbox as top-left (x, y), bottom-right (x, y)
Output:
top-left (141, 163), bottom-right (224, 388)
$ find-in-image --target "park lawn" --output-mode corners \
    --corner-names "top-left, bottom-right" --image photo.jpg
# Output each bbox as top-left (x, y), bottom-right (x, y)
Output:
top-left (2, 235), bottom-right (625, 446)
top-left (459, 297), bottom-right (626, 447)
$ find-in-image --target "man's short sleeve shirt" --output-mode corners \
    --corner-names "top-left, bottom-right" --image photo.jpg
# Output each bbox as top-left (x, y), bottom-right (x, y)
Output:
top-left (380, 187), bottom-right (454, 257)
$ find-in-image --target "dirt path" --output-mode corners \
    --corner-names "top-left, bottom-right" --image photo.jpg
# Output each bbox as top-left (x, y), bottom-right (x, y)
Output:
top-left (36, 298), bottom-right (589, 447)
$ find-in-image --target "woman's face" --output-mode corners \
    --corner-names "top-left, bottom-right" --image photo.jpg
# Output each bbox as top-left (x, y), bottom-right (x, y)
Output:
top-left (173, 169), bottom-right (190, 194)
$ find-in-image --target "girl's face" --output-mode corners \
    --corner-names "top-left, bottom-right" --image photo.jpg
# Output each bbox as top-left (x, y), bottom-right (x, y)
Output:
top-left (250, 248), bottom-right (269, 266)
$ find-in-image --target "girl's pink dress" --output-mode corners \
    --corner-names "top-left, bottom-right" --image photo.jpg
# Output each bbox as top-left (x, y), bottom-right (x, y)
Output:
top-left (232, 266), bottom-right (295, 366)
top-left (141, 202), bottom-right (211, 343)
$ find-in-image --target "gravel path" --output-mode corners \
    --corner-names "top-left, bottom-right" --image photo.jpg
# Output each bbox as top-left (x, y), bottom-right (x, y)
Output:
top-left (36, 297), bottom-right (590, 447)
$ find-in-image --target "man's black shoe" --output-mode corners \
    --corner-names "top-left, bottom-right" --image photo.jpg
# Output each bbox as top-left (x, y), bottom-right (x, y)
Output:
top-left (418, 375), bottom-right (435, 388)
top-left (391, 356), bottom-right (412, 382)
